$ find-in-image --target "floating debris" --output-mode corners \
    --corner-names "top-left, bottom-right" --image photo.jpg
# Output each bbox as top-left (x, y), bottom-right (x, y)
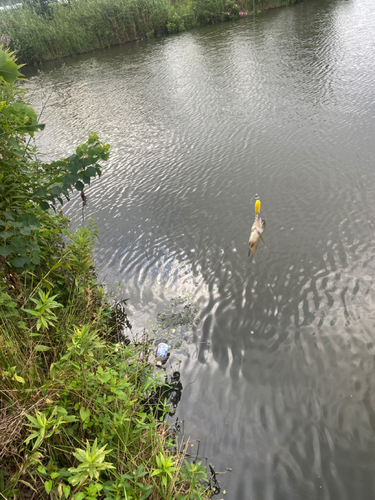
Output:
top-left (155, 342), bottom-right (170, 367)
top-left (148, 296), bottom-right (200, 354)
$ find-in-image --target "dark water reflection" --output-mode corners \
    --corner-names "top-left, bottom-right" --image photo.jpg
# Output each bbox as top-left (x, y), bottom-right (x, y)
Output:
top-left (26, 0), bottom-right (375, 497)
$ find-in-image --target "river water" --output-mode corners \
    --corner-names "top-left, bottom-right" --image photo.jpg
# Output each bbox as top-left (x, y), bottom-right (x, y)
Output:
top-left (26, 0), bottom-right (375, 497)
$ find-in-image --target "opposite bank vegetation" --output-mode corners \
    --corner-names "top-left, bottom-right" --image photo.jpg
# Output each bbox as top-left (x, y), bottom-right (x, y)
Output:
top-left (0, 48), bottom-right (218, 499)
top-left (0, 0), bottom-right (303, 64)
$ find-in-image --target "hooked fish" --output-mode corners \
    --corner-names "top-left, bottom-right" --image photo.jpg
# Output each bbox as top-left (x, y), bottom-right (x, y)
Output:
top-left (248, 199), bottom-right (266, 260)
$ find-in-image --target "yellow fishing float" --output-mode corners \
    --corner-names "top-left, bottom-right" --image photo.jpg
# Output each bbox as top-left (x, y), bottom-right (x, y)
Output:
top-left (255, 199), bottom-right (261, 216)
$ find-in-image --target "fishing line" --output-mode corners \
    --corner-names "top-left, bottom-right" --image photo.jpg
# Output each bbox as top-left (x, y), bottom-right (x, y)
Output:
top-left (223, 193), bottom-right (260, 251)
top-left (183, 341), bottom-right (210, 392)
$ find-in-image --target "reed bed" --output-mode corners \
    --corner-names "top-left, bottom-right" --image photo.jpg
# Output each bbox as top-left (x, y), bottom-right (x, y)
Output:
top-left (0, 0), bottom-right (302, 64)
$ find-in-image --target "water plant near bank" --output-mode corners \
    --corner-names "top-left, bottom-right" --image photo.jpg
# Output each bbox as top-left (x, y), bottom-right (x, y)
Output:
top-left (0, 48), bottom-right (214, 499)
top-left (0, 0), bottom-right (303, 64)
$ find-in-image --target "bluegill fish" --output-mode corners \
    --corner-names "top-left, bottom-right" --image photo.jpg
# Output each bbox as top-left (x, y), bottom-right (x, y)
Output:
top-left (248, 199), bottom-right (266, 260)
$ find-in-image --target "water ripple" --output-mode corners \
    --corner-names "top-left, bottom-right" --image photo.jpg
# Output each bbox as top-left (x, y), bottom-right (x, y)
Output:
top-left (25, 0), bottom-right (375, 497)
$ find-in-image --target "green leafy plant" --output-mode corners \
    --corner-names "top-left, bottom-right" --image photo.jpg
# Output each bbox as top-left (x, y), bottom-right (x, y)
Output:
top-left (25, 407), bottom-right (77, 450)
top-left (0, 46), bottom-right (23, 83)
top-left (0, 48), bottom-right (109, 272)
top-left (177, 460), bottom-right (210, 499)
top-left (68, 438), bottom-right (114, 486)
top-left (23, 289), bottom-right (62, 331)
top-left (151, 451), bottom-right (179, 488)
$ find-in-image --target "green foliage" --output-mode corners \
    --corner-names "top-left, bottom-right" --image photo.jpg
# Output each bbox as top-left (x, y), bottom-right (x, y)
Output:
top-left (0, 0), bottom-right (300, 64)
top-left (0, 280), bottom-right (19, 318)
top-left (25, 407), bottom-right (77, 450)
top-left (68, 439), bottom-right (114, 486)
top-left (177, 461), bottom-right (209, 499)
top-left (0, 46), bottom-right (23, 83)
top-left (0, 219), bottom-right (214, 498)
top-left (166, 13), bottom-right (185, 34)
top-left (151, 451), bottom-right (179, 491)
top-left (23, 289), bottom-right (63, 330)
top-left (192, 0), bottom-right (225, 24)
top-left (22, 0), bottom-right (56, 18)
top-left (0, 48), bottom-right (109, 272)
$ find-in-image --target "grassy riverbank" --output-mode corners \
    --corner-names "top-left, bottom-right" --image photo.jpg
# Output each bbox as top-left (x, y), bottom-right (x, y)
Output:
top-left (0, 48), bottom-right (214, 499)
top-left (0, 0), bottom-right (302, 64)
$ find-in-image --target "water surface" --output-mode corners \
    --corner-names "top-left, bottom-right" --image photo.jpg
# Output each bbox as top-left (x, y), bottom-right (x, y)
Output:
top-left (26, 0), bottom-right (375, 497)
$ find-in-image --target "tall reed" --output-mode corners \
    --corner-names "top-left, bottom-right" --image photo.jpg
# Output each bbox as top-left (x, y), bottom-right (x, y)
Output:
top-left (0, 0), bottom-right (302, 64)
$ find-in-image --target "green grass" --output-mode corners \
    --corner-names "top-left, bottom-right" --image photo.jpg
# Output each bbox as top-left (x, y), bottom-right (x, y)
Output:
top-left (0, 0), bottom-right (302, 64)
top-left (0, 222), bottom-right (214, 499)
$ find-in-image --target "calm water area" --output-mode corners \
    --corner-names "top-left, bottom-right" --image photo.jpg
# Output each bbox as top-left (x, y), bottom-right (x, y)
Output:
top-left (25, 0), bottom-right (375, 497)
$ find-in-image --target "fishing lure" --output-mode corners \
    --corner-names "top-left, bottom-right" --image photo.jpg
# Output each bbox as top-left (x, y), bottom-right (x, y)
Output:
top-left (248, 199), bottom-right (266, 260)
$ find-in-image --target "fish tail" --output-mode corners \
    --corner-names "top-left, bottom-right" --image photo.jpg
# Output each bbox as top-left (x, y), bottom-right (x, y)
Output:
top-left (255, 199), bottom-right (261, 216)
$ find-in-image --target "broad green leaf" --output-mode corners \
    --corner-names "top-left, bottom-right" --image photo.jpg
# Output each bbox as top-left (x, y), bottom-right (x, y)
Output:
top-left (79, 407), bottom-right (90, 423)
top-left (68, 162), bottom-right (80, 174)
top-left (3, 211), bottom-right (15, 220)
top-left (0, 231), bottom-right (13, 240)
top-left (4, 138), bottom-right (19, 151)
top-left (11, 257), bottom-right (25, 268)
top-left (63, 173), bottom-right (78, 186)
top-left (68, 153), bottom-right (79, 163)
top-left (81, 174), bottom-right (91, 185)
top-left (0, 60), bottom-right (21, 83)
top-left (35, 188), bottom-right (47, 198)
top-left (11, 235), bottom-right (27, 248)
top-left (0, 51), bottom-right (7, 67)
top-left (40, 201), bottom-right (50, 210)
top-left (81, 157), bottom-right (95, 167)
top-left (140, 486), bottom-right (153, 500)
top-left (72, 492), bottom-right (85, 500)
top-left (50, 186), bottom-right (62, 197)
top-left (13, 374), bottom-right (25, 384)
top-left (98, 372), bottom-right (111, 384)
top-left (7, 101), bottom-right (37, 121)
top-left (63, 485), bottom-right (71, 498)
top-left (19, 212), bottom-right (40, 226)
top-left (0, 246), bottom-right (13, 258)
top-left (44, 480), bottom-right (52, 495)
top-left (85, 166), bottom-right (97, 177)
top-left (31, 253), bottom-right (41, 265)
top-left (34, 345), bottom-right (51, 352)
